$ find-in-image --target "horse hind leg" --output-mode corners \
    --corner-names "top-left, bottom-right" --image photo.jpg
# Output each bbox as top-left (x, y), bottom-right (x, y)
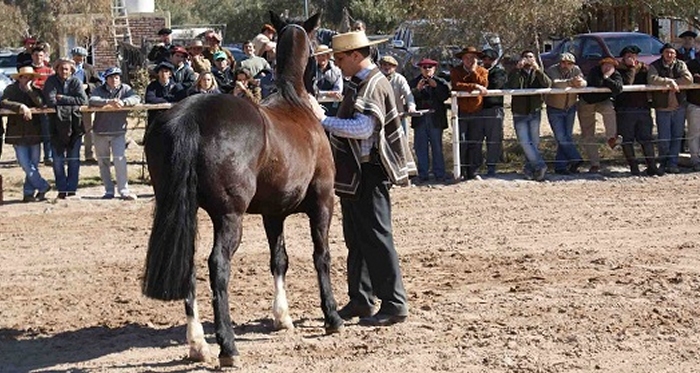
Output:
top-left (185, 273), bottom-right (212, 363)
top-left (263, 216), bottom-right (294, 331)
top-left (209, 213), bottom-right (244, 367)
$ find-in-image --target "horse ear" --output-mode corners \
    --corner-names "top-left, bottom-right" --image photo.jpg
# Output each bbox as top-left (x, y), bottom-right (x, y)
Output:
top-left (269, 11), bottom-right (286, 33)
top-left (303, 13), bottom-right (321, 34)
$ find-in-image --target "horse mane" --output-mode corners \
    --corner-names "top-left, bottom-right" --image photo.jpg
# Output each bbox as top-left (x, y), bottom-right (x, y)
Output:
top-left (271, 12), bottom-right (320, 108)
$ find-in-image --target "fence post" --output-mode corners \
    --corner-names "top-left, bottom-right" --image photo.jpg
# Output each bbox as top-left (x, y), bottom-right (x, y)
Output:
top-left (450, 92), bottom-right (461, 180)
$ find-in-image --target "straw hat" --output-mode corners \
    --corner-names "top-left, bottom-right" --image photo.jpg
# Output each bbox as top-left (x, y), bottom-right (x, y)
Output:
top-left (315, 44), bottom-right (332, 55)
top-left (454, 46), bottom-right (482, 59)
top-left (10, 65), bottom-right (41, 80)
top-left (188, 40), bottom-right (205, 49)
top-left (315, 31), bottom-right (388, 55)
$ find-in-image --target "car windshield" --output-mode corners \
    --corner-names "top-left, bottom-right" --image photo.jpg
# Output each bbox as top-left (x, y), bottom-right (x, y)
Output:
top-left (603, 34), bottom-right (664, 56)
top-left (0, 54), bottom-right (17, 68)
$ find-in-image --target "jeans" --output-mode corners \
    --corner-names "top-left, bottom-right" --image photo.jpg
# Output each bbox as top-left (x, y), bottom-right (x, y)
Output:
top-left (656, 107), bottom-right (686, 168)
top-left (94, 133), bottom-right (130, 196)
top-left (547, 106), bottom-right (582, 172)
top-left (458, 112), bottom-right (481, 177)
top-left (14, 144), bottom-right (50, 197)
top-left (40, 115), bottom-right (52, 161)
top-left (413, 114), bottom-right (445, 179)
top-left (52, 137), bottom-right (82, 193)
top-left (513, 111), bottom-right (546, 173)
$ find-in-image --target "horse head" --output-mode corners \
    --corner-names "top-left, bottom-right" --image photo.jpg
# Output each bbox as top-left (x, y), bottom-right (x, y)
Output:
top-left (270, 11), bottom-right (320, 107)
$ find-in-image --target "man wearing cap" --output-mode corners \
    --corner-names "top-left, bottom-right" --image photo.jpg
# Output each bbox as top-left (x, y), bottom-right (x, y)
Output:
top-left (685, 46), bottom-right (700, 171)
top-left (241, 40), bottom-right (271, 78)
top-left (1, 66), bottom-right (51, 202)
top-left (211, 50), bottom-right (236, 93)
top-left (678, 31), bottom-right (698, 62)
top-left (315, 44), bottom-right (343, 115)
top-left (16, 37), bottom-right (36, 68)
top-left (43, 58), bottom-right (88, 199)
top-left (379, 54), bottom-right (415, 132)
top-left (648, 43), bottom-right (692, 174)
top-left (145, 61), bottom-right (186, 126)
top-left (148, 28), bottom-right (173, 64)
top-left (71, 46), bottom-right (102, 163)
top-left (308, 31), bottom-right (415, 327)
top-left (187, 39), bottom-right (211, 75)
top-left (253, 24), bottom-right (277, 65)
top-left (450, 46), bottom-right (489, 180)
top-left (409, 57), bottom-right (449, 182)
top-left (615, 45), bottom-right (661, 176)
top-left (169, 46), bottom-right (196, 93)
top-left (545, 52), bottom-right (586, 175)
top-left (578, 57), bottom-right (623, 173)
top-left (89, 67), bottom-right (141, 200)
top-left (478, 48), bottom-right (507, 176)
top-left (506, 50), bottom-right (552, 181)
top-left (202, 30), bottom-right (234, 66)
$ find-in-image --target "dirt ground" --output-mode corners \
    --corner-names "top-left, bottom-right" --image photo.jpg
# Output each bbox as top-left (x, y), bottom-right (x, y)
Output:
top-left (1, 116), bottom-right (700, 373)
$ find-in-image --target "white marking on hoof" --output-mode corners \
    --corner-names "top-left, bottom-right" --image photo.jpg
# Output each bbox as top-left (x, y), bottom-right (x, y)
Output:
top-left (186, 301), bottom-right (212, 362)
top-left (272, 275), bottom-right (294, 330)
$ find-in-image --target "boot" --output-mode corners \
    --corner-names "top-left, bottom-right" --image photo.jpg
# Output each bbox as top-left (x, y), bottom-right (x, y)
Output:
top-left (621, 144), bottom-right (640, 175)
top-left (640, 141), bottom-right (662, 176)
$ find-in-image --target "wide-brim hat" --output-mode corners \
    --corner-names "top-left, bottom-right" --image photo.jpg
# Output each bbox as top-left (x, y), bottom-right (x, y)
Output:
top-left (10, 65), bottom-right (41, 80)
top-left (315, 31), bottom-right (388, 55)
top-left (679, 30), bottom-right (698, 39)
top-left (455, 46), bottom-right (482, 59)
top-left (315, 44), bottom-right (332, 56)
top-left (619, 45), bottom-right (642, 57)
top-left (205, 31), bottom-right (222, 42)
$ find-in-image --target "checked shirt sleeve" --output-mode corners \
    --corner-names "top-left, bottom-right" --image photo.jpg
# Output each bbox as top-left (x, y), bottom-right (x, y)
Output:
top-left (321, 113), bottom-right (375, 140)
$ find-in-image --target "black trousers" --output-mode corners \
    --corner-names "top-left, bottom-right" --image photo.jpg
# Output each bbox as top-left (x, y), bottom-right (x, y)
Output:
top-left (340, 162), bottom-right (408, 316)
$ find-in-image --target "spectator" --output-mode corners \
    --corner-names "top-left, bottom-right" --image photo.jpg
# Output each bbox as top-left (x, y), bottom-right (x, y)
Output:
top-left (544, 52), bottom-right (586, 175)
top-left (16, 36), bottom-right (36, 68)
top-left (379, 55), bottom-right (415, 132)
top-left (187, 39), bottom-right (212, 75)
top-left (169, 46), bottom-right (196, 93)
top-left (478, 48), bottom-right (507, 176)
top-left (686, 47), bottom-right (700, 171)
top-left (578, 57), bottom-right (623, 173)
top-left (253, 24), bottom-right (277, 65)
top-left (1, 66), bottom-right (51, 202)
top-left (615, 45), bottom-right (661, 176)
top-left (43, 58), bottom-right (88, 199)
top-left (145, 61), bottom-right (186, 127)
top-left (308, 31), bottom-right (413, 327)
top-left (648, 43), bottom-right (692, 174)
top-left (88, 67), bottom-right (141, 200)
top-left (315, 44), bottom-right (343, 115)
top-left (188, 71), bottom-right (221, 95)
top-left (232, 67), bottom-right (261, 104)
top-left (506, 50), bottom-right (552, 181)
top-left (351, 20), bottom-right (366, 32)
top-left (240, 40), bottom-right (271, 78)
top-left (148, 28), bottom-right (173, 64)
top-left (450, 46), bottom-right (488, 180)
top-left (30, 46), bottom-right (54, 166)
top-left (409, 58), bottom-right (450, 183)
top-left (202, 30), bottom-right (234, 66)
top-left (71, 46), bottom-right (102, 164)
top-left (211, 51), bottom-right (236, 93)
top-left (678, 31), bottom-right (698, 62)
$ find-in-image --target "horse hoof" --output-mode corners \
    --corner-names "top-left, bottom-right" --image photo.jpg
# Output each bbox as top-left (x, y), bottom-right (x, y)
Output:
top-left (273, 316), bottom-right (295, 331)
top-left (325, 315), bottom-right (344, 334)
top-left (219, 355), bottom-right (241, 368)
top-left (188, 344), bottom-right (212, 363)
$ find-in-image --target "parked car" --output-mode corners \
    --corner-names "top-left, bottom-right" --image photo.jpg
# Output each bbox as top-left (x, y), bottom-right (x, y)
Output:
top-left (540, 32), bottom-right (665, 75)
top-left (0, 73), bottom-right (11, 97)
top-left (0, 49), bottom-right (20, 78)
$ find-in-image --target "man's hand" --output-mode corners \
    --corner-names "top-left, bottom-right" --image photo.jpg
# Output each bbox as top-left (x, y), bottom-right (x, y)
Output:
top-left (475, 84), bottom-right (488, 95)
top-left (19, 104), bottom-right (32, 121)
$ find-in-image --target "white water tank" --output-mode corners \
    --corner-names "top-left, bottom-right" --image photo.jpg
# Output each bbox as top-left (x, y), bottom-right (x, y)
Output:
top-left (125, 0), bottom-right (154, 13)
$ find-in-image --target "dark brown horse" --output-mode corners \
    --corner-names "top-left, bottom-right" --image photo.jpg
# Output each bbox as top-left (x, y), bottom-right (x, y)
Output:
top-left (142, 12), bottom-right (342, 367)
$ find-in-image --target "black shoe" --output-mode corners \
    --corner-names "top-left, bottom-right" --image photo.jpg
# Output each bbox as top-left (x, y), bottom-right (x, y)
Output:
top-left (35, 186), bottom-right (51, 201)
top-left (666, 166), bottom-right (680, 174)
top-left (22, 195), bottom-right (36, 203)
top-left (568, 161), bottom-right (583, 174)
top-left (57, 192), bottom-right (67, 199)
top-left (359, 313), bottom-right (407, 327)
top-left (337, 303), bottom-right (375, 320)
top-left (630, 164), bottom-right (641, 176)
top-left (43, 159), bottom-right (53, 166)
top-left (554, 169), bottom-right (571, 175)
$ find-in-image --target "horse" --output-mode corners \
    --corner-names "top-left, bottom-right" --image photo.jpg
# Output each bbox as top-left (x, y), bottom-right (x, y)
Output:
top-left (141, 12), bottom-right (343, 367)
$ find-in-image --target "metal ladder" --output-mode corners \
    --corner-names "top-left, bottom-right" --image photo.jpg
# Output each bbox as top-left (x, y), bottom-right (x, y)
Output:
top-left (111, 0), bottom-right (133, 47)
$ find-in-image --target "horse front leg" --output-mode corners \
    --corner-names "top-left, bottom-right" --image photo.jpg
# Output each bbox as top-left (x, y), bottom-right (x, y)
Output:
top-left (263, 215), bottom-right (294, 331)
top-left (308, 196), bottom-right (343, 333)
top-left (185, 270), bottom-right (212, 363)
top-left (208, 213), bottom-right (243, 367)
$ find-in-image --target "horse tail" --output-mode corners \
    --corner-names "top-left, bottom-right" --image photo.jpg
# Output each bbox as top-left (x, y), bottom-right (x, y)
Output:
top-left (142, 107), bottom-right (201, 301)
